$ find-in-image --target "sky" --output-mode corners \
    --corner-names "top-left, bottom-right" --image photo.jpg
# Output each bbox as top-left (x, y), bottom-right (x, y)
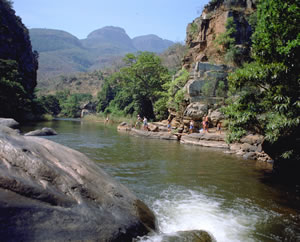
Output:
top-left (12, 0), bottom-right (210, 42)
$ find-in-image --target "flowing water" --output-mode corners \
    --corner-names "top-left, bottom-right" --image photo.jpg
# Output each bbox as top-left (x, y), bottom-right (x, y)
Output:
top-left (21, 119), bottom-right (300, 241)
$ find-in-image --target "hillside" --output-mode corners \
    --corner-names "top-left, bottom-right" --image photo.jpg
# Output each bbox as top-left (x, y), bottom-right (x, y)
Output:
top-left (132, 34), bottom-right (174, 53)
top-left (31, 26), bottom-right (174, 81)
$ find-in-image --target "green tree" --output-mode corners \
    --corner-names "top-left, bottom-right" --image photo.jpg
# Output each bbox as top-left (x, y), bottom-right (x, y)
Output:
top-left (223, 0), bottom-right (300, 162)
top-left (98, 52), bottom-right (171, 120)
top-left (0, 59), bottom-right (32, 120)
top-left (37, 95), bottom-right (61, 116)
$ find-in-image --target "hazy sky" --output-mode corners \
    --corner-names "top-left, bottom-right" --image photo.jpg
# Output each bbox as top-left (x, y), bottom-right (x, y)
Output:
top-left (12, 0), bottom-right (210, 42)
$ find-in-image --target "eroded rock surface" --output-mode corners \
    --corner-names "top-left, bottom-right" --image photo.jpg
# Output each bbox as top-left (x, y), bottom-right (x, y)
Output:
top-left (0, 127), bottom-right (156, 241)
top-left (0, 118), bottom-right (19, 128)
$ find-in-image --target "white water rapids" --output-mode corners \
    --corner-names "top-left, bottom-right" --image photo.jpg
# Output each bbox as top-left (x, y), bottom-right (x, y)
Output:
top-left (138, 186), bottom-right (276, 242)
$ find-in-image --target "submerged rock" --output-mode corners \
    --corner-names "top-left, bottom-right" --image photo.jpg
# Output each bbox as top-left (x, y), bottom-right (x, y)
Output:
top-left (160, 230), bottom-right (216, 242)
top-left (0, 127), bottom-right (156, 241)
top-left (24, 127), bottom-right (57, 136)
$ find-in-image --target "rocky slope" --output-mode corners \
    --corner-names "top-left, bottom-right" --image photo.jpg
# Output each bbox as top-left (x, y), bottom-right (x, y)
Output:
top-left (0, 124), bottom-right (156, 241)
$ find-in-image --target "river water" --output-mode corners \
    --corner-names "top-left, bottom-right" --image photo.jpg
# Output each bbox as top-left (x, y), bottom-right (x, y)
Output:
top-left (21, 119), bottom-right (300, 241)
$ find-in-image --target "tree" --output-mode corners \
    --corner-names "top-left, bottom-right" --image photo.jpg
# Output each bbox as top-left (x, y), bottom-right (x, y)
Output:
top-left (223, 0), bottom-right (300, 162)
top-left (98, 52), bottom-right (171, 120)
top-left (0, 59), bottom-right (32, 120)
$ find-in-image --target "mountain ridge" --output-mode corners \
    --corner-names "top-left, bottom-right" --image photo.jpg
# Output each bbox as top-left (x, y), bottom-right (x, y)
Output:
top-left (30, 26), bottom-right (174, 80)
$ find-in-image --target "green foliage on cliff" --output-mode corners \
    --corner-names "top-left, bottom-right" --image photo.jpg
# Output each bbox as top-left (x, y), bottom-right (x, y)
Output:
top-left (214, 16), bottom-right (244, 65)
top-left (0, 0), bottom-right (40, 121)
top-left (154, 69), bottom-right (189, 120)
top-left (97, 52), bottom-right (171, 120)
top-left (223, 0), bottom-right (300, 161)
top-left (0, 59), bottom-right (32, 119)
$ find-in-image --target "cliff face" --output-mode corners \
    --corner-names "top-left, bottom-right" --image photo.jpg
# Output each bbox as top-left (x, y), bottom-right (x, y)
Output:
top-left (183, 0), bottom-right (256, 69)
top-left (0, 0), bottom-right (38, 96)
top-left (170, 0), bottom-right (256, 130)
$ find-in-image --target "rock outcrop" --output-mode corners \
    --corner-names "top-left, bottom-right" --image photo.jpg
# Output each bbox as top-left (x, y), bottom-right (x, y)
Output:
top-left (0, 0), bottom-right (38, 96)
top-left (0, 126), bottom-right (156, 241)
top-left (118, 123), bottom-right (178, 141)
top-left (169, 0), bottom-right (256, 134)
top-left (184, 0), bottom-right (256, 69)
top-left (24, 127), bottom-right (57, 136)
top-left (0, 118), bottom-right (19, 128)
top-left (181, 132), bottom-right (229, 149)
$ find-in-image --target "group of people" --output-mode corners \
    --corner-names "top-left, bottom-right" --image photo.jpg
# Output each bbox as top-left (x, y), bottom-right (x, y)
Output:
top-left (189, 116), bottom-right (221, 134)
top-left (135, 114), bottom-right (221, 134)
top-left (135, 114), bottom-right (148, 131)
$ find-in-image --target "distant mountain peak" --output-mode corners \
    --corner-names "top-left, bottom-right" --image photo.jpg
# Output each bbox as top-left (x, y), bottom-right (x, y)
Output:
top-left (87, 26), bottom-right (127, 39)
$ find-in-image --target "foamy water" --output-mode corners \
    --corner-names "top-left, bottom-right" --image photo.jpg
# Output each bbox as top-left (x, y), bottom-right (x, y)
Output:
top-left (138, 186), bottom-right (274, 242)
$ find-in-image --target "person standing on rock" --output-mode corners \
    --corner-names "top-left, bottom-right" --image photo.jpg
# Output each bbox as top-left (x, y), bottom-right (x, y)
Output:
top-left (167, 119), bottom-right (171, 132)
top-left (202, 117), bottom-right (207, 133)
top-left (143, 117), bottom-right (148, 131)
top-left (205, 116), bottom-right (209, 133)
top-left (217, 122), bottom-right (221, 134)
top-left (189, 120), bottom-right (194, 134)
top-left (135, 114), bottom-right (142, 129)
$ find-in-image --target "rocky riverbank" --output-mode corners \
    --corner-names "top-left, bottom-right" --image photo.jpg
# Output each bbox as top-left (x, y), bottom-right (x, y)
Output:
top-left (118, 122), bottom-right (273, 164)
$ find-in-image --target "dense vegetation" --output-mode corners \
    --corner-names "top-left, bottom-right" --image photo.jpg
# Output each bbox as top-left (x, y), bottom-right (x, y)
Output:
top-left (37, 91), bottom-right (93, 118)
top-left (0, 0), bottom-right (39, 121)
top-left (223, 0), bottom-right (300, 163)
top-left (97, 52), bottom-right (171, 120)
top-left (0, 59), bottom-right (33, 120)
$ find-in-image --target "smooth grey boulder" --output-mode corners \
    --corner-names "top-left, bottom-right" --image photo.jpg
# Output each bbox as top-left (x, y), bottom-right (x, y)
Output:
top-left (0, 127), bottom-right (156, 241)
top-left (0, 118), bottom-right (19, 128)
top-left (160, 230), bottom-right (216, 242)
top-left (24, 127), bottom-right (58, 136)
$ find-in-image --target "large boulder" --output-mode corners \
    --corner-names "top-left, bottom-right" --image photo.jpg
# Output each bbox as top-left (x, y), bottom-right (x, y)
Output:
top-left (0, 127), bottom-right (156, 241)
top-left (0, 118), bottom-right (19, 128)
top-left (24, 127), bottom-right (57, 136)
top-left (207, 109), bottom-right (224, 126)
top-left (184, 102), bottom-right (209, 120)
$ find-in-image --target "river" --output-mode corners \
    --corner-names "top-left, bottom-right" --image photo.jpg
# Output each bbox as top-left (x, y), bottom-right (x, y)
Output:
top-left (21, 119), bottom-right (300, 241)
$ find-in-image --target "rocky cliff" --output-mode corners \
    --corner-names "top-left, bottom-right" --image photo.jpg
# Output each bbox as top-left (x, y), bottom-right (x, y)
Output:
top-left (183, 0), bottom-right (256, 69)
top-left (0, 0), bottom-right (38, 96)
top-left (171, 0), bottom-right (256, 130)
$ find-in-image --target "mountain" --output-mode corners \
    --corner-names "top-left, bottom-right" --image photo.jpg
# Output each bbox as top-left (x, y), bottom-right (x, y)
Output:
top-left (30, 28), bottom-right (83, 52)
top-left (30, 26), bottom-right (174, 81)
top-left (81, 26), bottom-right (136, 54)
top-left (132, 34), bottom-right (174, 53)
